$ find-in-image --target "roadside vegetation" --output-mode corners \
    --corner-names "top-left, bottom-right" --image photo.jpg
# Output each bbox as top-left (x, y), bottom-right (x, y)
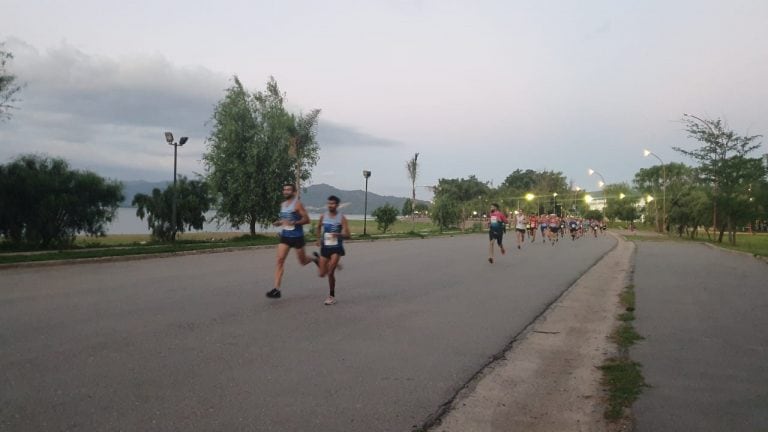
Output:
top-left (601, 283), bottom-right (648, 421)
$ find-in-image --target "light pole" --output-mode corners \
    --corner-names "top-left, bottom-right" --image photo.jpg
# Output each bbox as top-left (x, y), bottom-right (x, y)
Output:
top-left (552, 192), bottom-right (558, 216)
top-left (363, 170), bottom-right (371, 236)
top-left (643, 149), bottom-right (667, 233)
top-left (164, 132), bottom-right (188, 241)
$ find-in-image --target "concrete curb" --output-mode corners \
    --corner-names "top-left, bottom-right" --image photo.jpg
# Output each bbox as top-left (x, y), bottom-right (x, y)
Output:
top-left (702, 241), bottom-right (768, 265)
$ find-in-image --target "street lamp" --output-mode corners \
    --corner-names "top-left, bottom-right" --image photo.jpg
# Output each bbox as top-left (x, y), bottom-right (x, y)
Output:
top-left (362, 170), bottom-right (371, 236)
top-left (588, 168), bottom-right (607, 188)
top-left (164, 132), bottom-right (188, 241)
top-left (552, 192), bottom-right (558, 216)
top-left (643, 149), bottom-right (667, 233)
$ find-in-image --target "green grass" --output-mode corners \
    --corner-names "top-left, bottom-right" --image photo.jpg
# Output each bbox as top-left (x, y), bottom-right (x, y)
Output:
top-left (0, 219), bottom-right (475, 265)
top-left (699, 233), bottom-right (768, 257)
top-left (601, 283), bottom-right (647, 421)
top-left (600, 358), bottom-right (647, 420)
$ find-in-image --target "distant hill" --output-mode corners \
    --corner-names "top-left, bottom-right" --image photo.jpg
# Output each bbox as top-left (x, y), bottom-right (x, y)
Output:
top-left (300, 183), bottom-right (427, 214)
top-left (120, 181), bottom-right (423, 214)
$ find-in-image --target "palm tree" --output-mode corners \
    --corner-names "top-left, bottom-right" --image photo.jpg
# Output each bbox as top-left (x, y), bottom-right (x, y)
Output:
top-left (406, 153), bottom-right (419, 230)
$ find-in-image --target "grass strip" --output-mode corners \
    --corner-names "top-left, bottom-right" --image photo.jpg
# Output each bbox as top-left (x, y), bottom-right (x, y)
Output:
top-left (600, 358), bottom-right (646, 420)
top-left (601, 283), bottom-right (647, 421)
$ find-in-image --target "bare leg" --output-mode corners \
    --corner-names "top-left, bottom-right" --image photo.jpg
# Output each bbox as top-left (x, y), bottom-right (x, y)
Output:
top-left (327, 254), bottom-right (340, 297)
top-left (295, 247), bottom-right (313, 266)
top-left (273, 243), bottom-right (291, 289)
top-left (488, 240), bottom-right (494, 262)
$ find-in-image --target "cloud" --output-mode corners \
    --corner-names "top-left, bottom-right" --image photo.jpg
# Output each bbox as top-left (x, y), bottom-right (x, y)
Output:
top-left (0, 39), bottom-right (399, 181)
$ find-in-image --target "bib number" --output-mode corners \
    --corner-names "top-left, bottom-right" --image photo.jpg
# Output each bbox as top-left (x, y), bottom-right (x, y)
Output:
top-left (324, 232), bottom-right (338, 246)
top-left (490, 216), bottom-right (498, 224)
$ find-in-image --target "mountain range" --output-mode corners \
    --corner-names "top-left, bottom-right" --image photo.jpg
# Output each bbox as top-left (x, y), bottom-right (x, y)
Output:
top-left (120, 181), bottom-right (424, 214)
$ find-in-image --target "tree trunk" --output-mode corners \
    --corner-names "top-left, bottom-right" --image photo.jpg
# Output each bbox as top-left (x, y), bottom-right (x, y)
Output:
top-left (717, 223), bottom-right (726, 243)
top-left (249, 217), bottom-right (257, 236)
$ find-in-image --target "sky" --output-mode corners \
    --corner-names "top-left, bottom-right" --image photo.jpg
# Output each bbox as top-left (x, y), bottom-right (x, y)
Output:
top-left (1, 0), bottom-right (767, 198)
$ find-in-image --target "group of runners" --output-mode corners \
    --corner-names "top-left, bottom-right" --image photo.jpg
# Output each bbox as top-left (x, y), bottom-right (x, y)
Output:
top-left (487, 203), bottom-right (606, 263)
top-left (265, 183), bottom-right (349, 306)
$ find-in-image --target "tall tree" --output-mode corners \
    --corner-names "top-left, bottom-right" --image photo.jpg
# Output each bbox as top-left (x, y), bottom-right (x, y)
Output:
top-left (0, 44), bottom-right (22, 121)
top-left (674, 115), bottom-right (766, 244)
top-left (204, 77), bottom-right (319, 235)
top-left (406, 153), bottom-right (419, 230)
top-left (434, 176), bottom-right (490, 230)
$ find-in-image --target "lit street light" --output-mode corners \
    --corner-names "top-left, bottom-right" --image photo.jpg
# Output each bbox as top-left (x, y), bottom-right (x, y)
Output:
top-left (164, 132), bottom-right (188, 241)
top-left (362, 170), bottom-right (371, 236)
top-left (643, 149), bottom-right (667, 233)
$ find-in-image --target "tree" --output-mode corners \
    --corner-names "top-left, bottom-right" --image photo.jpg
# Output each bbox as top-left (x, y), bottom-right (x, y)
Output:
top-left (634, 162), bottom-right (693, 232)
top-left (430, 198), bottom-right (461, 232)
top-left (1, 44), bottom-right (22, 121)
top-left (204, 77), bottom-right (320, 235)
top-left (434, 175), bottom-right (490, 230)
top-left (0, 155), bottom-right (123, 247)
top-left (674, 115), bottom-right (766, 244)
top-left (406, 153), bottom-right (419, 230)
top-left (288, 109), bottom-right (321, 195)
top-left (371, 203), bottom-right (398, 233)
top-left (602, 183), bottom-right (638, 223)
top-left (132, 177), bottom-right (213, 242)
top-left (402, 198), bottom-right (413, 217)
top-left (583, 209), bottom-right (603, 221)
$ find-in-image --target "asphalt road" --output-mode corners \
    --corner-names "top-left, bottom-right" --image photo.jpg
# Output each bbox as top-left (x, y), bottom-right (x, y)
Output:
top-left (633, 241), bottom-right (768, 431)
top-left (1, 233), bottom-right (615, 432)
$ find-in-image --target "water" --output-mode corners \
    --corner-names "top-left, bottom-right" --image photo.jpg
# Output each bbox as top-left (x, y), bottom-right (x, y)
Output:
top-left (107, 207), bottom-right (367, 235)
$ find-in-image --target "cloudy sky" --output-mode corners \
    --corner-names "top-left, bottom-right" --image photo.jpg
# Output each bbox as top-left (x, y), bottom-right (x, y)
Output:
top-left (1, 0), bottom-right (767, 197)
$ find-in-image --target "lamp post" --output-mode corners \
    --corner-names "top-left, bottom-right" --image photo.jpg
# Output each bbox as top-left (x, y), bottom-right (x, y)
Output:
top-left (164, 132), bottom-right (188, 241)
top-left (552, 192), bottom-right (558, 216)
top-left (643, 149), bottom-right (667, 233)
top-left (363, 170), bottom-right (371, 236)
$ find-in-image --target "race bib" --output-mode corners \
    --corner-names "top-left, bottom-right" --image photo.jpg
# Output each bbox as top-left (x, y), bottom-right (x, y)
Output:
top-left (324, 232), bottom-right (338, 246)
top-left (282, 223), bottom-right (295, 231)
top-left (490, 216), bottom-right (498, 224)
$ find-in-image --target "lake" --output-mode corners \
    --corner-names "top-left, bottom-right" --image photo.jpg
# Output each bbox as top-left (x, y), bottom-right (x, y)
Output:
top-left (108, 207), bottom-right (367, 235)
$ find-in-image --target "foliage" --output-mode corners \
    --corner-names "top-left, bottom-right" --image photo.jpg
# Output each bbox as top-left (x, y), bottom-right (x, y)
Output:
top-left (0, 154), bottom-right (123, 247)
top-left (583, 209), bottom-right (603, 221)
top-left (401, 198), bottom-right (429, 216)
top-left (132, 177), bottom-right (213, 241)
top-left (674, 114), bottom-right (766, 244)
top-left (204, 76), bottom-right (320, 235)
top-left (371, 203), bottom-right (398, 233)
top-left (0, 44), bottom-right (22, 121)
top-left (603, 183), bottom-right (638, 222)
top-left (430, 198), bottom-right (462, 232)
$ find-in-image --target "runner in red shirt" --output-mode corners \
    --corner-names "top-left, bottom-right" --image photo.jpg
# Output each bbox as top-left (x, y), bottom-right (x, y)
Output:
top-left (487, 203), bottom-right (509, 263)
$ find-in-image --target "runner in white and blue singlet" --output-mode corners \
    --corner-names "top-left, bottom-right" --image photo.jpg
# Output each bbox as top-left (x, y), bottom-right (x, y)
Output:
top-left (313, 195), bottom-right (350, 305)
top-left (266, 184), bottom-right (316, 299)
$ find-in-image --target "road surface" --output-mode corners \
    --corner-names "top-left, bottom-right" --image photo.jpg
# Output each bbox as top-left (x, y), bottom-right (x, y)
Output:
top-left (1, 233), bottom-right (615, 431)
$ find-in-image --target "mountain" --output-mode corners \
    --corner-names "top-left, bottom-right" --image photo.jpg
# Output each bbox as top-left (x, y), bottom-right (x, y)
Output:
top-left (300, 183), bottom-right (427, 214)
top-left (120, 181), bottom-right (423, 214)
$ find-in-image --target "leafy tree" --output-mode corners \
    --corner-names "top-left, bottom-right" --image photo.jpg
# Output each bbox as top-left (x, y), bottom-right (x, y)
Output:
top-left (1, 44), bottom-right (22, 121)
top-left (634, 162), bottom-right (694, 232)
top-left (204, 77), bottom-right (320, 235)
top-left (675, 115), bottom-right (766, 244)
top-left (603, 183), bottom-right (638, 223)
top-left (406, 152), bottom-right (419, 229)
top-left (371, 203), bottom-right (398, 233)
top-left (0, 154), bottom-right (123, 247)
top-left (430, 198), bottom-right (462, 232)
top-left (434, 175), bottom-right (490, 229)
top-left (402, 198), bottom-right (413, 217)
top-left (583, 209), bottom-right (603, 221)
top-left (132, 177), bottom-right (213, 242)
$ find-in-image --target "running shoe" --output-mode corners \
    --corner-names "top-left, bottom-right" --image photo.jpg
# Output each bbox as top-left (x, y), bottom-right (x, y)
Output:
top-left (324, 296), bottom-right (336, 305)
top-left (488, 257), bottom-right (494, 264)
top-left (266, 288), bottom-right (281, 298)
top-left (501, 246), bottom-right (506, 255)
top-left (312, 251), bottom-right (320, 266)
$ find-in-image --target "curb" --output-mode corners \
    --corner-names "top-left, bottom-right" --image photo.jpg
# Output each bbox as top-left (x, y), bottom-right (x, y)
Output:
top-left (702, 241), bottom-right (768, 265)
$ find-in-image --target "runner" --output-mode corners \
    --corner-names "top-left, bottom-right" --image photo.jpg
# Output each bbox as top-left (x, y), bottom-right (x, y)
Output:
top-left (514, 210), bottom-right (527, 249)
top-left (568, 217), bottom-right (579, 241)
top-left (540, 213), bottom-right (548, 243)
top-left (487, 203), bottom-right (508, 263)
top-left (528, 213), bottom-right (538, 243)
top-left (314, 195), bottom-right (350, 306)
top-left (266, 184), bottom-right (315, 299)
top-left (547, 214), bottom-right (560, 245)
